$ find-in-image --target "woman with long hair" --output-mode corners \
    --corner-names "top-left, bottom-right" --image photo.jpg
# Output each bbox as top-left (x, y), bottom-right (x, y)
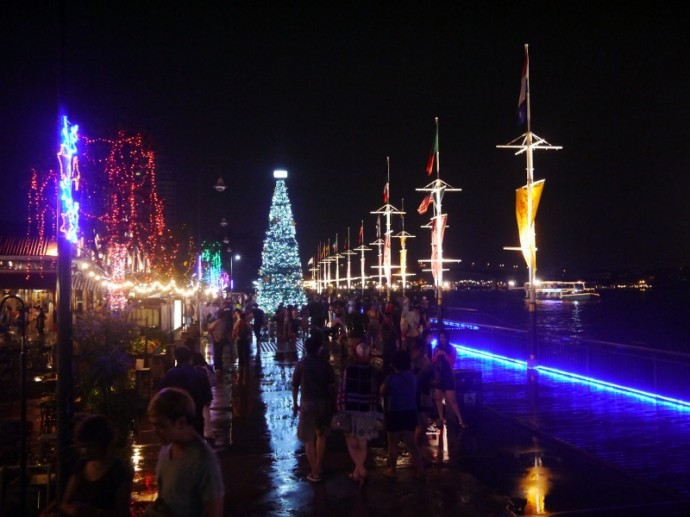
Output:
top-left (432, 330), bottom-right (467, 429)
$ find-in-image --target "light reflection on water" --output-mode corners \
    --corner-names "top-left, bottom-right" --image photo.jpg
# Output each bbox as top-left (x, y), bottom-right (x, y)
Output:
top-left (445, 288), bottom-right (690, 351)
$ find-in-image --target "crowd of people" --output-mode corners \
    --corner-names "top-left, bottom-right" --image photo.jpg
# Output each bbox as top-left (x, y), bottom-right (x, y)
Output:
top-left (38, 290), bottom-right (465, 515)
top-left (1, 302), bottom-right (48, 340)
top-left (291, 292), bottom-right (468, 486)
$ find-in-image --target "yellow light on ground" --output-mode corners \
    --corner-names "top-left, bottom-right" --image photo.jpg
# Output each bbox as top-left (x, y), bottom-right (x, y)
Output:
top-left (519, 454), bottom-right (550, 514)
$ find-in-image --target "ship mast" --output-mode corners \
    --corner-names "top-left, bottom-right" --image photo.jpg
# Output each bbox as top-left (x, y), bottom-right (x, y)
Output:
top-left (341, 227), bottom-right (357, 291)
top-left (353, 220), bottom-right (371, 297)
top-left (332, 234), bottom-right (342, 296)
top-left (393, 198), bottom-right (415, 295)
top-left (371, 157), bottom-right (403, 301)
top-left (416, 118), bottom-right (460, 326)
top-left (497, 43), bottom-right (561, 364)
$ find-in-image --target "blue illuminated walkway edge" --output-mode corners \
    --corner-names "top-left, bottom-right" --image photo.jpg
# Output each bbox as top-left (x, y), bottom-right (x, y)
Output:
top-left (450, 342), bottom-right (690, 411)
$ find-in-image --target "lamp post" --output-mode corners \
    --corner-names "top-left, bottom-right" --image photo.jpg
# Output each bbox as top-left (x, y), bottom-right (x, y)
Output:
top-left (230, 253), bottom-right (241, 292)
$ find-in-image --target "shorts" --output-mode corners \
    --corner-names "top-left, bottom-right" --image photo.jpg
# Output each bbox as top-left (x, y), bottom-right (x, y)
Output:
top-left (386, 409), bottom-right (418, 433)
top-left (297, 400), bottom-right (332, 442)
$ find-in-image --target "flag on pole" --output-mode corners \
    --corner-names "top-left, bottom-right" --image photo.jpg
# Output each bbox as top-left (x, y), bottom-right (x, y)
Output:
top-left (358, 221), bottom-right (364, 245)
top-left (430, 214), bottom-right (448, 285)
top-left (518, 45), bottom-right (529, 126)
top-left (426, 124), bottom-right (439, 175)
top-left (307, 256), bottom-right (314, 266)
top-left (376, 215), bottom-right (381, 238)
top-left (417, 194), bottom-right (433, 214)
top-left (383, 182), bottom-right (389, 204)
top-left (343, 235), bottom-right (349, 252)
top-left (383, 232), bottom-right (391, 284)
top-left (333, 235), bottom-right (338, 254)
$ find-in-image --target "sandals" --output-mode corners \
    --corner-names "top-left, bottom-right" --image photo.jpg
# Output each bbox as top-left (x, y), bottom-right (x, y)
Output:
top-left (306, 473), bottom-right (322, 483)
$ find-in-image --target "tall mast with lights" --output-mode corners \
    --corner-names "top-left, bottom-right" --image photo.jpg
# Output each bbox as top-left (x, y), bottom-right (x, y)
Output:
top-left (416, 118), bottom-right (460, 326)
top-left (371, 157), bottom-right (403, 301)
top-left (497, 44), bottom-right (561, 364)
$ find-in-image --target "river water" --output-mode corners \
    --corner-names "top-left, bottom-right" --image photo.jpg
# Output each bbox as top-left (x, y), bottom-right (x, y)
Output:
top-left (443, 287), bottom-right (690, 353)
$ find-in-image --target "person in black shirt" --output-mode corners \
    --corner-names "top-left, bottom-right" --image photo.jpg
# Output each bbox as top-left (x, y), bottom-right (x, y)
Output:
top-left (292, 336), bottom-right (335, 482)
top-left (250, 303), bottom-right (265, 342)
top-left (160, 345), bottom-right (212, 435)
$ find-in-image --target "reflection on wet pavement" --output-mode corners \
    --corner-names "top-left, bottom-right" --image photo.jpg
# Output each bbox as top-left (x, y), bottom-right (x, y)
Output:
top-left (127, 331), bottom-right (690, 516)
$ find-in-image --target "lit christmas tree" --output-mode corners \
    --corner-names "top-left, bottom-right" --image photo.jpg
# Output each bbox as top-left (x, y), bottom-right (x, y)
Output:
top-left (255, 171), bottom-right (307, 312)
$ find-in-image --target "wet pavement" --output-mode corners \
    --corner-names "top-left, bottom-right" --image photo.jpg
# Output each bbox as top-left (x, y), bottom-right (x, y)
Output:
top-left (3, 328), bottom-right (690, 516)
top-left (127, 334), bottom-right (690, 516)
top-left (130, 338), bottom-right (514, 516)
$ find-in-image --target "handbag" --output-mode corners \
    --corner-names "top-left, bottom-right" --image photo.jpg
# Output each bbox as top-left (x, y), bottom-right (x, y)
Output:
top-left (331, 411), bottom-right (352, 432)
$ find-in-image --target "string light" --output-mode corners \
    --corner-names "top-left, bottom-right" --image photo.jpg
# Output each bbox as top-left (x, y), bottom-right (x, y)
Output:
top-left (27, 127), bottom-right (202, 304)
top-left (255, 177), bottom-right (306, 312)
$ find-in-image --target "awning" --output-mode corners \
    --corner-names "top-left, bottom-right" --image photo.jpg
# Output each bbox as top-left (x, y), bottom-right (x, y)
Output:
top-left (0, 271), bottom-right (57, 290)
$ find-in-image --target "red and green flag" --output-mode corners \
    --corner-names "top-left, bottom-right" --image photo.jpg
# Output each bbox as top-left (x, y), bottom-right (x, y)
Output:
top-left (426, 124), bottom-right (439, 175)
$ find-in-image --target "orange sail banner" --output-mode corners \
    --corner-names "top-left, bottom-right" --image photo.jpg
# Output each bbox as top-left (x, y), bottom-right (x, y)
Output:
top-left (515, 179), bottom-right (545, 269)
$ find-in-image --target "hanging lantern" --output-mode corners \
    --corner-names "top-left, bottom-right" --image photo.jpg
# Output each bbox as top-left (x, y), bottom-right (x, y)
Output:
top-left (213, 177), bottom-right (227, 192)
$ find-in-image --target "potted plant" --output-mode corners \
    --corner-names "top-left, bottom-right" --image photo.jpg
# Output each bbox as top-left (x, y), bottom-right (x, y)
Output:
top-left (73, 312), bottom-right (142, 450)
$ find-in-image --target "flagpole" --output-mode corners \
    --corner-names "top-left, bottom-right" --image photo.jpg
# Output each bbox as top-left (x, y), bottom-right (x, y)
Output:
top-left (346, 228), bottom-right (352, 290)
top-left (434, 117), bottom-right (443, 323)
top-left (435, 117), bottom-right (440, 180)
top-left (385, 157), bottom-right (392, 301)
top-left (334, 234), bottom-right (340, 297)
top-left (393, 198), bottom-right (415, 295)
top-left (417, 117), bottom-right (460, 328)
top-left (316, 243), bottom-right (321, 294)
top-left (353, 220), bottom-right (371, 298)
top-left (497, 43), bottom-right (562, 367)
top-left (319, 241), bottom-right (325, 295)
top-left (326, 238), bottom-right (331, 301)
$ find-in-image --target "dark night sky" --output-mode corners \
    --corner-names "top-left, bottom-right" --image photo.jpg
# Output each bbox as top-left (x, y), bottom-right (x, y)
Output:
top-left (3, 2), bottom-right (690, 286)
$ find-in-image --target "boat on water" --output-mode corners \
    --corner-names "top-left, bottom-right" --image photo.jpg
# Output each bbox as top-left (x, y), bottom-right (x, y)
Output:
top-left (528, 281), bottom-right (600, 301)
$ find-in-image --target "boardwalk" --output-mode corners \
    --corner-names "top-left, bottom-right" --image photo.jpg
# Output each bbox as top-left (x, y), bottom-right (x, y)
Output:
top-left (127, 330), bottom-right (689, 516)
top-left (4, 327), bottom-right (690, 515)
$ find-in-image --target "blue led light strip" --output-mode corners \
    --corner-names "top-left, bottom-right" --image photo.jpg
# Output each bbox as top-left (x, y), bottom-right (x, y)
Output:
top-left (449, 341), bottom-right (690, 411)
top-left (534, 365), bottom-right (690, 409)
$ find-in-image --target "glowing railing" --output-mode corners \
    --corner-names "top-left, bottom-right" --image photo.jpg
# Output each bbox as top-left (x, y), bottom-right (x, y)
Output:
top-left (443, 318), bottom-right (690, 410)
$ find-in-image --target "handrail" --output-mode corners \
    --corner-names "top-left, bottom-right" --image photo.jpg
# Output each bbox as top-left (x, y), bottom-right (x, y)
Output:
top-left (446, 317), bottom-right (690, 361)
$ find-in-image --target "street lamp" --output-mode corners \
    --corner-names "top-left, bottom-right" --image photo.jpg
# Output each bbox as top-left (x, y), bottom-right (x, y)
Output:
top-left (213, 177), bottom-right (227, 192)
top-left (230, 253), bottom-right (240, 291)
